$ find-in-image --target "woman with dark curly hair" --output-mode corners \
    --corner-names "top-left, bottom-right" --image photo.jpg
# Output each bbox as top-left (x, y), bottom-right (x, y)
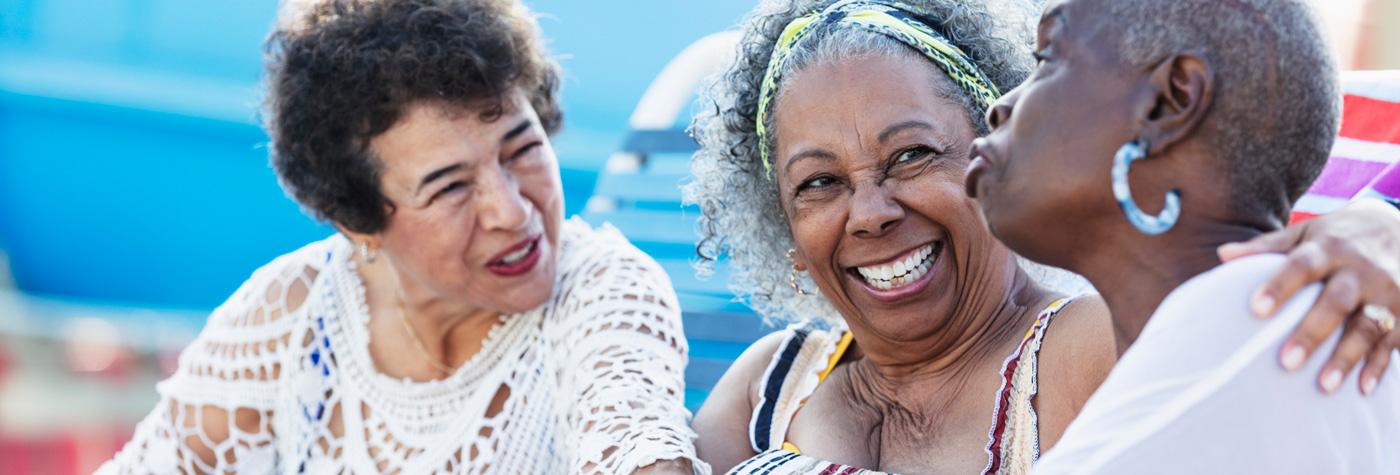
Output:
top-left (687, 0), bottom-right (1400, 473)
top-left (99, 1), bottom-right (700, 473)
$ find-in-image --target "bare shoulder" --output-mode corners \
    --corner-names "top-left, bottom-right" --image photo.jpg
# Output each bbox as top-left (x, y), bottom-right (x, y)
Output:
top-left (692, 329), bottom-right (790, 473)
top-left (1034, 295), bottom-right (1118, 449)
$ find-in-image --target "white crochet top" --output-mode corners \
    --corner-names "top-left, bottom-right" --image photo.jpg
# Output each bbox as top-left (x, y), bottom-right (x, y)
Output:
top-left (99, 218), bottom-right (705, 474)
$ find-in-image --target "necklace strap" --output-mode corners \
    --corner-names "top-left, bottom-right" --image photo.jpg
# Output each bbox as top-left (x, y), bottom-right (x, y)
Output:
top-left (396, 288), bottom-right (458, 376)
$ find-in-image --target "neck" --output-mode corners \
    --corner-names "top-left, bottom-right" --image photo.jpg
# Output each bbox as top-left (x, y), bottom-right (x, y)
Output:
top-left (362, 253), bottom-right (496, 340)
top-left (1076, 217), bottom-right (1265, 355)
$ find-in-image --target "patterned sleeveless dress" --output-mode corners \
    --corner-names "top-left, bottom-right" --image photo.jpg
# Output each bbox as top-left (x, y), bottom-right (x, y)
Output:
top-left (729, 298), bottom-right (1074, 475)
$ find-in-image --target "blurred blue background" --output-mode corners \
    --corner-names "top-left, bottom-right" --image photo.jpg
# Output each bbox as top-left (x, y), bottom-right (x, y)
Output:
top-left (0, 1), bottom-right (761, 472)
top-left (0, 0), bottom-right (750, 310)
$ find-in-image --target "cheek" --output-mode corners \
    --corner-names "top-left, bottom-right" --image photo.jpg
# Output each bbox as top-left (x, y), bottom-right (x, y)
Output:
top-left (518, 153), bottom-right (562, 204)
top-left (515, 157), bottom-right (564, 241)
top-left (394, 210), bottom-right (463, 251)
top-left (785, 196), bottom-right (847, 270)
top-left (383, 211), bottom-right (479, 286)
top-left (901, 166), bottom-right (978, 218)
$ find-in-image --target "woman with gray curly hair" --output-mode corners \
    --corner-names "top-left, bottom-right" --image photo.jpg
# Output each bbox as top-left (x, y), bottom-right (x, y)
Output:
top-left (687, 0), bottom-right (1400, 473)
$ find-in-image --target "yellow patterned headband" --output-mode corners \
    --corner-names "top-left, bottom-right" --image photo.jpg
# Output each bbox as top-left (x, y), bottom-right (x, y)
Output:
top-left (755, 0), bottom-right (1001, 174)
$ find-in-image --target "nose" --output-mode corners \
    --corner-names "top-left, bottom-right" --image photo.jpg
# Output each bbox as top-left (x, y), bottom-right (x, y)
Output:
top-left (846, 182), bottom-right (904, 238)
top-left (984, 85), bottom-right (1022, 131)
top-left (476, 165), bottom-right (531, 232)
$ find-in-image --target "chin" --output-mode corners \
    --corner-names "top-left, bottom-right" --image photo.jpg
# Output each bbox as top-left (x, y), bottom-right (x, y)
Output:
top-left (862, 311), bottom-right (946, 343)
top-left (983, 204), bottom-right (1032, 254)
top-left (506, 265), bottom-right (557, 313)
top-left (988, 220), bottom-right (1063, 270)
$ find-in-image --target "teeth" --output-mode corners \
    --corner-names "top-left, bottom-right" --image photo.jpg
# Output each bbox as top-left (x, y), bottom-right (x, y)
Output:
top-left (500, 241), bottom-right (533, 265)
top-left (855, 243), bottom-right (939, 290)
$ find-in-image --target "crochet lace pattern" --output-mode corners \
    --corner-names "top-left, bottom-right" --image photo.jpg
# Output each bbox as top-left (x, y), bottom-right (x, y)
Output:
top-left (99, 218), bottom-right (705, 474)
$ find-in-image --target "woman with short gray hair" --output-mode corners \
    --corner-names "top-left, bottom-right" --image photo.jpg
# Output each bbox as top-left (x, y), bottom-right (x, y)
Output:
top-left (687, 0), bottom-right (1400, 473)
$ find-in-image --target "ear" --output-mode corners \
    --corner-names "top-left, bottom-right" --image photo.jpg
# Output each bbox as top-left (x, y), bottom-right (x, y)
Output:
top-left (1133, 52), bottom-right (1214, 155)
top-left (336, 224), bottom-right (379, 252)
top-left (787, 248), bottom-right (809, 272)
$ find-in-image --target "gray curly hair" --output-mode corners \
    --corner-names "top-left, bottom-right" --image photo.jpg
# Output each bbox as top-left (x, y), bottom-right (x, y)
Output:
top-left (685, 0), bottom-right (1083, 325)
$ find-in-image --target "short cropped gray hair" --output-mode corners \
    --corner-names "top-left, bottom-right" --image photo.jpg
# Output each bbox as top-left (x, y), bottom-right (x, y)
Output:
top-left (1108, 0), bottom-right (1340, 223)
top-left (684, 0), bottom-right (1061, 325)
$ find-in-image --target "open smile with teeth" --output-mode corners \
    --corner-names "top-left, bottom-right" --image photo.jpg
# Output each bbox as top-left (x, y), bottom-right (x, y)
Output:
top-left (496, 239), bottom-right (537, 265)
top-left (853, 242), bottom-right (942, 290)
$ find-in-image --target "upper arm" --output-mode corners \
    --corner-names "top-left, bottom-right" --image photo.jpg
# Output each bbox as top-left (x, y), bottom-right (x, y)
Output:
top-left (692, 330), bottom-right (788, 474)
top-left (1034, 295), bottom-right (1118, 450)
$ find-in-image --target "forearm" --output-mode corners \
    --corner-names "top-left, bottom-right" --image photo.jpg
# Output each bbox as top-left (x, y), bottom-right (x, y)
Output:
top-left (566, 333), bottom-right (703, 474)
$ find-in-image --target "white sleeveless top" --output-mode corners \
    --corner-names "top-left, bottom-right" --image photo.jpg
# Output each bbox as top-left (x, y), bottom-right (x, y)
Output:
top-left (99, 218), bottom-right (705, 474)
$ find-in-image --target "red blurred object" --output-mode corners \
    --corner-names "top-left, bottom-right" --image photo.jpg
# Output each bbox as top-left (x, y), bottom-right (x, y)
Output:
top-left (0, 431), bottom-right (79, 475)
top-left (1289, 71), bottom-right (1400, 225)
top-left (0, 426), bottom-right (132, 475)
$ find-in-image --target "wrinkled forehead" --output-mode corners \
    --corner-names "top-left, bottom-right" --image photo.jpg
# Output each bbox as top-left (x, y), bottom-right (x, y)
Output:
top-left (775, 51), bottom-right (969, 126)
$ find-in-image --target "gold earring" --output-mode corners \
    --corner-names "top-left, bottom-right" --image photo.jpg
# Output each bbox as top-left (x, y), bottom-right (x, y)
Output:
top-left (786, 248), bottom-right (812, 296)
top-left (359, 241), bottom-right (378, 263)
top-left (789, 271), bottom-right (813, 296)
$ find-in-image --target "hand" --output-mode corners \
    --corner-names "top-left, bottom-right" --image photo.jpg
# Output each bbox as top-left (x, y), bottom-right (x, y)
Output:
top-left (1218, 198), bottom-right (1400, 396)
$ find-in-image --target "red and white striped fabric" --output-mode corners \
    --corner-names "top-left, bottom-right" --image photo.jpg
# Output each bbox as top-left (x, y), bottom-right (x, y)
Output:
top-left (1291, 70), bottom-right (1400, 223)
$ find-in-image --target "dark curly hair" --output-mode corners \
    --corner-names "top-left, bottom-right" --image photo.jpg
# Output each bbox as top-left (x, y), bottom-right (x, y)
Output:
top-left (265, 0), bottom-right (563, 234)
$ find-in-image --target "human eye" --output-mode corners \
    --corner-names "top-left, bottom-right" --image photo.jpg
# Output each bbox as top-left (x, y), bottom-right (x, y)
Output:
top-left (429, 181), bottom-right (469, 205)
top-left (1032, 36), bottom-right (1056, 66)
top-left (893, 145), bottom-right (935, 165)
top-left (506, 141), bottom-right (542, 163)
top-left (795, 174), bottom-right (839, 196)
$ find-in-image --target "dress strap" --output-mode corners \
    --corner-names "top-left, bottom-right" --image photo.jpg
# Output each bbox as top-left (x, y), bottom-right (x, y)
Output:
top-left (982, 297), bottom-right (1075, 475)
top-left (748, 325), bottom-right (852, 453)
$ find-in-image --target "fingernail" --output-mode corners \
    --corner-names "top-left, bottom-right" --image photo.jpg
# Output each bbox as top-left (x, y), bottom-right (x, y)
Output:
top-left (1252, 294), bottom-right (1276, 319)
top-left (1282, 344), bottom-right (1306, 371)
top-left (1321, 368), bottom-right (1343, 394)
top-left (1362, 376), bottom-right (1378, 396)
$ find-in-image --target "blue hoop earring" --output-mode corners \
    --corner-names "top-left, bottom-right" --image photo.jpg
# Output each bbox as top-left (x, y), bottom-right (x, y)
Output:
top-left (1112, 139), bottom-right (1181, 235)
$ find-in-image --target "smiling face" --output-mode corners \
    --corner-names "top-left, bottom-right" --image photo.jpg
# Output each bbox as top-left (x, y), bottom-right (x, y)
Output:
top-left (966, 0), bottom-right (1142, 269)
top-left (364, 91), bottom-right (564, 314)
top-left (772, 50), bottom-right (1013, 342)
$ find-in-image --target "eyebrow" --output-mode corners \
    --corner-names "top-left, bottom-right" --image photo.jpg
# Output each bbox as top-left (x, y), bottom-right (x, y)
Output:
top-left (503, 119), bottom-right (532, 142)
top-left (783, 148), bottom-right (838, 173)
top-left (416, 163), bottom-right (464, 195)
top-left (877, 120), bottom-right (934, 144)
top-left (413, 119), bottom-right (535, 196)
